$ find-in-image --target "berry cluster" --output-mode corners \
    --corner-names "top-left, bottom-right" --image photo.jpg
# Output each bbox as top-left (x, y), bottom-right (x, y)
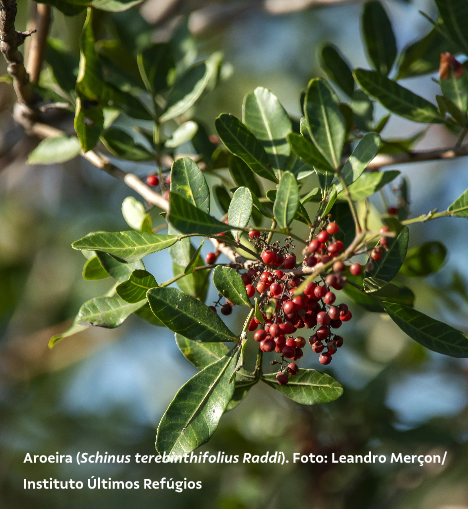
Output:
top-left (146, 173), bottom-right (172, 201)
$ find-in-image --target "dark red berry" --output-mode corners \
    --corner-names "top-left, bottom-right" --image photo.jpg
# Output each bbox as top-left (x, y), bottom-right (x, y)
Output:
top-left (308, 240), bottom-right (320, 253)
top-left (335, 336), bottom-right (343, 348)
top-left (326, 222), bottom-right (339, 235)
top-left (304, 282), bottom-right (317, 297)
top-left (260, 271), bottom-right (272, 283)
top-left (274, 270), bottom-right (284, 279)
top-left (319, 352), bottom-right (332, 365)
top-left (261, 338), bottom-right (275, 352)
top-left (316, 326), bottom-right (330, 340)
top-left (221, 303), bottom-right (232, 315)
top-left (269, 324), bottom-right (280, 338)
top-left (247, 268), bottom-right (257, 279)
top-left (371, 247), bottom-right (383, 261)
top-left (288, 363), bottom-right (299, 375)
top-left (292, 296), bottom-right (305, 311)
top-left (282, 345), bottom-right (295, 358)
top-left (282, 301), bottom-right (295, 315)
top-left (327, 243), bottom-right (341, 254)
top-left (317, 231), bottom-right (329, 243)
top-left (241, 273), bottom-right (251, 285)
top-left (379, 236), bottom-right (389, 248)
top-left (279, 321), bottom-right (294, 334)
top-left (327, 341), bottom-right (337, 355)
top-left (317, 311), bottom-right (331, 325)
top-left (292, 347), bottom-right (303, 361)
top-left (254, 329), bottom-right (267, 342)
top-left (314, 286), bottom-right (327, 299)
top-left (387, 207), bottom-right (398, 215)
top-left (328, 306), bottom-right (340, 320)
top-left (249, 230), bottom-right (260, 239)
top-left (309, 334), bottom-right (319, 345)
top-left (324, 292), bottom-right (336, 305)
top-left (205, 252), bottom-right (217, 264)
top-left (262, 250), bottom-right (277, 265)
top-left (295, 336), bottom-right (306, 348)
top-left (350, 263), bottom-right (362, 276)
top-left (339, 303), bottom-right (348, 313)
top-left (275, 335), bottom-right (286, 349)
top-left (209, 305), bottom-right (217, 313)
top-left (256, 282), bottom-right (267, 294)
top-left (294, 318), bottom-right (305, 329)
top-left (248, 319), bottom-right (258, 331)
top-left (146, 174), bottom-right (159, 186)
top-left (333, 260), bottom-right (346, 272)
top-left (330, 319), bottom-right (342, 329)
top-left (276, 372), bottom-right (289, 385)
top-left (270, 283), bottom-right (283, 296)
top-left (306, 255), bottom-right (317, 267)
top-left (283, 254), bottom-right (296, 269)
top-left (246, 284), bottom-right (255, 298)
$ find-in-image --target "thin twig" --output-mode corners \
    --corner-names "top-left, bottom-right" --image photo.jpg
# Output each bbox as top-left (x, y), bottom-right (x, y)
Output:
top-left (26, 4), bottom-right (50, 83)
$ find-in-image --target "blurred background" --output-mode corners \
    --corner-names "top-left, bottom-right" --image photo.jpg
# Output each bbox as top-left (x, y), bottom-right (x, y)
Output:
top-left (1, 0), bottom-right (468, 507)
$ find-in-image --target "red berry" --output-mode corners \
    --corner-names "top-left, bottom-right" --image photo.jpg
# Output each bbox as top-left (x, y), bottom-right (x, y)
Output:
top-left (209, 305), bottom-right (217, 313)
top-left (262, 250), bottom-right (277, 265)
top-left (282, 345), bottom-right (295, 358)
top-left (321, 255), bottom-right (332, 264)
top-left (288, 277), bottom-right (300, 288)
top-left (305, 255), bottom-right (317, 267)
top-left (248, 319), bottom-right (258, 331)
top-left (295, 336), bottom-right (306, 348)
top-left (274, 270), bottom-right (284, 279)
top-left (379, 236), bottom-right (389, 248)
top-left (314, 286), bottom-right (327, 299)
top-left (380, 226), bottom-right (390, 234)
top-left (256, 282), bottom-right (268, 294)
top-left (269, 324), bottom-right (280, 338)
top-left (350, 263), bottom-right (362, 276)
top-left (276, 372), bottom-right (289, 385)
top-left (319, 352), bottom-right (332, 365)
top-left (294, 318), bottom-right (305, 329)
top-left (286, 337), bottom-right (295, 347)
top-left (282, 301), bottom-right (295, 315)
top-left (146, 174), bottom-right (159, 186)
top-left (249, 230), bottom-right (260, 239)
top-left (327, 341), bottom-right (337, 355)
top-left (339, 303), bottom-right (348, 313)
top-left (335, 241), bottom-right (344, 252)
top-left (279, 321), bottom-right (294, 334)
top-left (341, 311), bottom-right (353, 322)
top-left (221, 303), bottom-right (232, 315)
top-left (328, 306), bottom-right (340, 320)
top-left (241, 273), bottom-right (252, 285)
top-left (270, 283), bottom-right (283, 296)
top-left (254, 329), bottom-right (267, 342)
top-left (260, 338), bottom-right (275, 352)
top-left (330, 319), bottom-right (342, 329)
top-left (245, 284), bottom-right (255, 298)
top-left (247, 268), bottom-right (258, 279)
top-left (292, 296), bottom-right (305, 311)
top-left (317, 311), bottom-right (331, 325)
top-left (371, 247), bottom-right (383, 261)
top-left (308, 240), bottom-right (320, 253)
top-left (283, 254), bottom-right (296, 269)
top-left (317, 231), bottom-right (329, 243)
top-left (288, 363), bottom-right (299, 375)
top-left (333, 260), bottom-right (346, 272)
top-left (260, 271), bottom-right (272, 283)
top-left (327, 243), bottom-right (340, 254)
top-left (335, 336), bottom-right (343, 348)
top-left (304, 282), bottom-right (317, 297)
top-left (387, 207), bottom-right (398, 215)
top-left (326, 222), bottom-right (339, 235)
top-left (316, 326), bottom-right (330, 340)
top-left (205, 252), bottom-right (217, 264)
top-left (165, 174), bottom-right (171, 186)
top-left (292, 347), bottom-right (303, 361)
top-left (324, 292), bottom-right (336, 305)
top-left (312, 341), bottom-right (324, 353)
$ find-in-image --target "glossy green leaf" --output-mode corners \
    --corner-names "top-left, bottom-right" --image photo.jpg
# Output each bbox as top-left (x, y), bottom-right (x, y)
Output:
top-left (362, 0), bottom-right (397, 76)
top-left (134, 302), bottom-right (164, 327)
top-left (228, 187), bottom-right (252, 241)
top-left (351, 90), bottom-right (374, 132)
top-left (95, 251), bottom-right (145, 282)
top-left (116, 270), bottom-right (157, 303)
top-left (365, 226), bottom-right (409, 282)
top-left (72, 231), bottom-right (179, 262)
top-left (75, 9), bottom-right (103, 151)
top-left (121, 197), bottom-right (152, 233)
top-left (304, 78), bottom-right (346, 169)
top-left (440, 70), bottom-right (468, 114)
top-left (45, 38), bottom-right (79, 94)
top-left (28, 136), bottom-right (81, 165)
top-left (383, 301), bottom-right (468, 358)
top-left (436, 95), bottom-right (466, 126)
top-left (320, 44), bottom-right (354, 97)
top-left (102, 127), bottom-right (155, 161)
top-left (214, 186), bottom-right (231, 214)
top-left (215, 114), bottom-right (277, 183)
top-left (173, 256), bottom-right (209, 303)
top-left (229, 156), bottom-right (262, 197)
top-left (262, 369), bottom-right (343, 404)
top-left (435, 0), bottom-right (468, 56)
top-left (165, 121), bottom-right (198, 148)
top-left (243, 87), bottom-right (292, 172)
top-left (147, 287), bottom-right (237, 342)
top-left (284, 151), bottom-right (314, 181)
top-left (354, 69), bottom-right (444, 124)
top-left (343, 280), bottom-right (384, 312)
top-left (448, 188), bottom-right (468, 217)
top-left (399, 242), bottom-right (447, 277)
top-left (168, 192), bottom-right (228, 235)
top-left (337, 132), bottom-right (381, 190)
top-left (101, 82), bottom-right (153, 121)
top-left (77, 295), bottom-right (144, 327)
top-left (346, 170), bottom-right (400, 201)
top-left (155, 348), bottom-right (239, 455)
top-left (185, 239), bottom-right (204, 274)
top-left (137, 42), bottom-right (175, 94)
top-left (321, 187), bottom-right (338, 219)
top-left (225, 375), bottom-right (255, 412)
top-left (160, 61), bottom-right (211, 122)
top-left (274, 171), bottom-right (299, 229)
top-left (82, 256), bottom-right (109, 280)
top-left (363, 277), bottom-right (399, 296)
top-left (213, 266), bottom-right (251, 307)
top-left (175, 333), bottom-right (229, 369)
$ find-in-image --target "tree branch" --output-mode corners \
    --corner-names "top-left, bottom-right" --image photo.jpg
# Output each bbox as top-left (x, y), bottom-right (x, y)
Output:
top-left (26, 4), bottom-right (51, 84)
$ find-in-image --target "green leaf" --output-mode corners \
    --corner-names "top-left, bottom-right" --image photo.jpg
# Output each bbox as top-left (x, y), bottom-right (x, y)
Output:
top-left (321, 187), bottom-right (338, 219)
top-left (337, 132), bottom-right (381, 190)
top-left (440, 71), bottom-right (468, 114)
top-left (363, 277), bottom-right (399, 296)
top-left (435, 0), bottom-right (468, 56)
top-left (95, 251), bottom-right (145, 282)
top-left (101, 82), bottom-right (153, 121)
top-left (101, 127), bottom-right (155, 161)
top-left (116, 270), bottom-right (157, 303)
top-left (137, 42), bottom-right (175, 94)
top-left (399, 242), bottom-right (447, 277)
top-left (45, 38), bottom-right (79, 95)
top-left (304, 78), bottom-right (346, 169)
top-left (168, 192), bottom-right (228, 235)
top-left (215, 114), bottom-right (277, 183)
top-left (147, 287), bottom-right (237, 342)
top-left (82, 256), bottom-right (109, 280)
top-left (261, 369), bottom-right (343, 405)
top-left (346, 170), bottom-right (400, 201)
top-left (365, 226), bottom-right (409, 282)
top-left (160, 61), bottom-right (211, 122)
top-left (383, 301), bottom-right (468, 358)
top-left (121, 197), bottom-right (152, 233)
top-left (173, 256), bottom-right (209, 302)
top-left (254, 298), bottom-right (264, 323)
top-left (134, 302), bottom-right (164, 327)
top-left (351, 90), bottom-right (374, 132)
top-left (75, 9), bottom-right (103, 151)
top-left (185, 239), bottom-right (204, 274)
top-left (89, 0), bottom-right (143, 12)
top-left (171, 157), bottom-right (210, 213)
top-left (229, 156), bottom-right (262, 197)
top-left (212, 266), bottom-right (251, 307)
top-left (448, 188), bottom-right (468, 217)
top-left (274, 171), bottom-right (299, 229)
top-left (320, 44), bottom-right (355, 97)
top-left (396, 26), bottom-right (454, 80)
top-left (436, 95), bottom-right (466, 126)
top-left (28, 135), bottom-right (81, 165)
top-left (214, 186), bottom-right (231, 214)
top-left (354, 69), bottom-right (444, 124)
top-left (165, 121), bottom-right (198, 148)
top-left (49, 317), bottom-right (87, 348)
top-left (343, 278), bottom-right (384, 312)
top-left (362, 0), bottom-right (397, 76)
top-left (77, 295), bottom-right (144, 327)
top-left (243, 87), bottom-right (292, 172)
top-left (155, 348), bottom-right (239, 455)
top-left (175, 332), bottom-right (229, 369)
top-left (72, 231), bottom-right (179, 262)
top-left (228, 187), bottom-right (252, 241)
top-left (38, 0), bottom-right (85, 18)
